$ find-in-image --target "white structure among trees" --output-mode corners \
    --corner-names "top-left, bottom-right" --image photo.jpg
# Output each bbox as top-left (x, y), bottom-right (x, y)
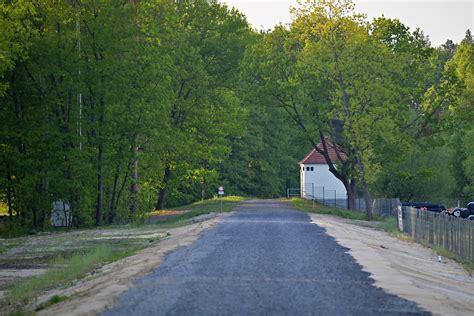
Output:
top-left (299, 142), bottom-right (347, 201)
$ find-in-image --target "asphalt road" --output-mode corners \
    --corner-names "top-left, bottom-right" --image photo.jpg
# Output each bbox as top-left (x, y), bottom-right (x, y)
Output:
top-left (102, 200), bottom-right (428, 315)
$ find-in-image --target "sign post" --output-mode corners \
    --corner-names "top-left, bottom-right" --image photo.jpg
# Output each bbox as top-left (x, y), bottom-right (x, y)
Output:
top-left (218, 186), bottom-right (224, 212)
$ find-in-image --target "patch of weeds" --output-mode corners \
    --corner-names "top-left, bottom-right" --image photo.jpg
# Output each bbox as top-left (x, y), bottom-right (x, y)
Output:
top-left (35, 295), bottom-right (69, 311)
top-left (148, 237), bottom-right (158, 243)
top-left (379, 217), bottom-right (411, 241)
top-left (3, 244), bottom-right (137, 309)
top-left (380, 217), bottom-right (398, 233)
top-left (291, 198), bottom-right (368, 220)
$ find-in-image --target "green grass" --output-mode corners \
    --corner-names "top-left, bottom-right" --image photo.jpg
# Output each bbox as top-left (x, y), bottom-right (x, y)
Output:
top-left (380, 217), bottom-right (398, 233)
top-left (35, 295), bottom-right (69, 311)
top-left (145, 196), bottom-right (247, 227)
top-left (4, 244), bottom-right (136, 309)
top-left (379, 216), bottom-right (413, 241)
top-left (290, 198), bottom-right (369, 220)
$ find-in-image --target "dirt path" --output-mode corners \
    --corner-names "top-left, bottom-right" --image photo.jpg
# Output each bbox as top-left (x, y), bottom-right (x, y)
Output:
top-left (310, 214), bottom-right (474, 316)
top-left (35, 213), bottom-right (228, 316)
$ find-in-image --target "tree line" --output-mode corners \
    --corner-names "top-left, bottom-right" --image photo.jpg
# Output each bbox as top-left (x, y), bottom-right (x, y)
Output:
top-left (0, 0), bottom-right (472, 232)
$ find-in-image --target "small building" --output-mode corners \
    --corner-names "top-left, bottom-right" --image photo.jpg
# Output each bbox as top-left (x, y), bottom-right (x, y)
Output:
top-left (299, 142), bottom-right (347, 201)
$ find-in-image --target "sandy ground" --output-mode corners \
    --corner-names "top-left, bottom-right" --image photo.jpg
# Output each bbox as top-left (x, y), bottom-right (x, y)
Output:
top-left (34, 213), bottom-right (227, 316)
top-left (310, 214), bottom-right (474, 316)
top-left (0, 224), bottom-right (172, 302)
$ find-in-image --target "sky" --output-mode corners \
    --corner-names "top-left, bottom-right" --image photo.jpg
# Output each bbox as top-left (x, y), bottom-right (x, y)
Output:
top-left (221, 0), bottom-right (474, 47)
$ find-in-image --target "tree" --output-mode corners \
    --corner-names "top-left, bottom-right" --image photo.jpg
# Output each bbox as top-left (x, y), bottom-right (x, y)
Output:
top-left (241, 0), bottom-right (411, 218)
top-left (154, 0), bottom-right (252, 209)
top-left (445, 38), bottom-right (474, 199)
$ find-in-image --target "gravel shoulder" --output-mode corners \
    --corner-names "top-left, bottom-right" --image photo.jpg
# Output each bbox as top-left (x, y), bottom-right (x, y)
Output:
top-left (310, 214), bottom-right (474, 316)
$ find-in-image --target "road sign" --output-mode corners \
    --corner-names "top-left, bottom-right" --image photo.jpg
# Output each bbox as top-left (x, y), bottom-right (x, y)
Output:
top-left (218, 186), bottom-right (224, 195)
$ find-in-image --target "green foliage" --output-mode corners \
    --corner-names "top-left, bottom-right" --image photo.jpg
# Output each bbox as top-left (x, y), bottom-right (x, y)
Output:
top-left (0, 0), bottom-right (472, 236)
top-left (0, 0), bottom-right (259, 234)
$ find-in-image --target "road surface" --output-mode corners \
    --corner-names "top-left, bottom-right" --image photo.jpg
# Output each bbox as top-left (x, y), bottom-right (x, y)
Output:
top-left (102, 200), bottom-right (428, 315)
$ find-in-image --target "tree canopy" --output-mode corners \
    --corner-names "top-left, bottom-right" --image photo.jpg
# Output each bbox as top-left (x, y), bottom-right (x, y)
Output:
top-left (0, 0), bottom-right (472, 233)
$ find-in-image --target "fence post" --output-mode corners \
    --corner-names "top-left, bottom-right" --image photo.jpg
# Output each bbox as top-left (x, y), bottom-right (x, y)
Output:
top-left (323, 186), bottom-right (325, 205)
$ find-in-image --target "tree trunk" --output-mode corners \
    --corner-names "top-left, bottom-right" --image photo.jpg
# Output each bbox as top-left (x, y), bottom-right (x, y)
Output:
top-left (362, 182), bottom-right (373, 220)
top-left (95, 141), bottom-right (104, 226)
top-left (40, 172), bottom-right (49, 229)
top-left (156, 167), bottom-right (171, 210)
top-left (114, 160), bottom-right (132, 218)
top-left (201, 180), bottom-right (205, 201)
top-left (344, 180), bottom-right (357, 211)
top-left (109, 163), bottom-right (121, 224)
top-left (32, 206), bottom-right (37, 228)
top-left (95, 93), bottom-right (105, 226)
top-left (129, 146), bottom-right (139, 213)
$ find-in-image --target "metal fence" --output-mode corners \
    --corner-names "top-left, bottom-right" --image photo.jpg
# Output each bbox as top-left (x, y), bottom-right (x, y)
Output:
top-left (401, 207), bottom-right (474, 263)
top-left (287, 184), bottom-right (366, 211)
top-left (372, 198), bottom-right (401, 217)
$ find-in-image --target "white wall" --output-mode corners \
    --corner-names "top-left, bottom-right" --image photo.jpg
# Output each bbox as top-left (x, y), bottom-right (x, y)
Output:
top-left (300, 164), bottom-right (347, 199)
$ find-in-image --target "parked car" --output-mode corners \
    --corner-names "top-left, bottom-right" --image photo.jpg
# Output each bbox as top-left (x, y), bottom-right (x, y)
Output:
top-left (451, 202), bottom-right (474, 219)
top-left (401, 202), bottom-right (446, 213)
top-left (468, 202), bottom-right (474, 211)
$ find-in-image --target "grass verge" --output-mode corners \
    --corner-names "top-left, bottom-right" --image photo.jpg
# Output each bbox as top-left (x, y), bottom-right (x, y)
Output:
top-left (290, 198), bottom-right (369, 220)
top-left (145, 196), bottom-right (247, 227)
top-left (3, 244), bottom-right (137, 311)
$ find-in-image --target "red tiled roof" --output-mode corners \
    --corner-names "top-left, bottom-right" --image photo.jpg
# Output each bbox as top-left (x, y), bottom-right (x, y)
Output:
top-left (299, 142), bottom-right (346, 164)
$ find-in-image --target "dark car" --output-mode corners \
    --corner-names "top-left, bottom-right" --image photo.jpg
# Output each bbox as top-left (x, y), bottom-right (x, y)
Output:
top-left (402, 202), bottom-right (447, 213)
top-left (452, 202), bottom-right (474, 219)
top-left (468, 202), bottom-right (474, 212)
